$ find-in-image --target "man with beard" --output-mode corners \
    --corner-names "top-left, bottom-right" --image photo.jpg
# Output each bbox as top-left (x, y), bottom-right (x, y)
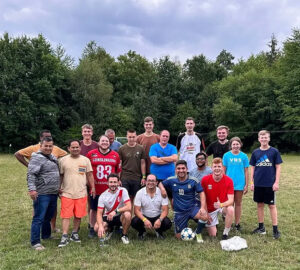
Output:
top-left (190, 152), bottom-right (212, 183)
top-left (206, 126), bottom-right (230, 158)
top-left (86, 135), bottom-right (121, 238)
top-left (159, 160), bottom-right (208, 243)
top-left (95, 174), bottom-right (132, 244)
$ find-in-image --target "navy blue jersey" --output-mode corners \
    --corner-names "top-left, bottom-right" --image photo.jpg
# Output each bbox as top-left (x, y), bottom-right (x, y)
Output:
top-left (162, 176), bottom-right (203, 213)
top-left (250, 147), bottom-right (283, 187)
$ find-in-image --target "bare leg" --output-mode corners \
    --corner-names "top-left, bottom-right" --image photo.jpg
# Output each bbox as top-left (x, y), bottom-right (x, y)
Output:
top-left (73, 217), bottom-right (81, 232)
top-left (50, 209), bottom-right (58, 232)
top-left (257, 203), bottom-right (265, 223)
top-left (269, 204), bottom-right (278, 225)
top-left (207, 226), bottom-right (217, 237)
top-left (120, 212), bottom-right (131, 235)
top-left (62, 218), bottom-right (70, 235)
top-left (234, 191), bottom-right (243, 224)
top-left (90, 210), bottom-right (97, 228)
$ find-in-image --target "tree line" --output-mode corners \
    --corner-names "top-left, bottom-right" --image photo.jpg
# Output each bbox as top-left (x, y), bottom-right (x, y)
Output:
top-left (0, 30), bottom-right (299, 152)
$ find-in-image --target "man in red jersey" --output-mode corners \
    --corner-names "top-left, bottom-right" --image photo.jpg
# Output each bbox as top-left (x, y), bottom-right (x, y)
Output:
top-left (86, 135), bottom-right (121, 238)
top-left (201, 158), bottom-right (234, 240)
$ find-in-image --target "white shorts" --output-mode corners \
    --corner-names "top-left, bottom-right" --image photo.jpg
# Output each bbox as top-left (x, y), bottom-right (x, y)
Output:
top-left (206, 208), bottom-right (224, 228)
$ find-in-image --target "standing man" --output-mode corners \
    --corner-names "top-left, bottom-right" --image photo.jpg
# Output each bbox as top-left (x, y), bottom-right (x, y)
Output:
top-left (80, 124), bottom-right (98, 156)
top-left (159, 160), bottom-right (208, 243)
top-left (86, 135), bottom-right (121, 237)
top-left (137, 117), bottom-right (160, 175)
top-left (105, 129), bottom-right (122, 152)
top-left (15, 130), bottom-right (66, 233)
top-left (176, 117), bottom-right (205, 172)
top-left (58, 140), bottom-right (95, 247)
top-left (15, 129), bottom-right (66, 167)
top-left (149, 130), bottom-right (178, 198)
top-left (95, 174), bottom-right (132, 244)
top-left (201, 158), bottom-right (234, 240)
top-left (250, 130), bottom-right (282, 239)
top-left (118, 129), bottom-right (146, 199)
top-left (190, 152), bottom-right (212, 183)
top-left (27, 137), bottom-right (60, 250)
top-left (131, 174), bottom-right (172, 239)
top-left (206, 125), bottom-right (230, 158)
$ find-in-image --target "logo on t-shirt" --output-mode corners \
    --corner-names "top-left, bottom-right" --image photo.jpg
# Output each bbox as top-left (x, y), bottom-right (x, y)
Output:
top-left (188, 184), bottom-right (191, 189)
top-left (256, 155), bottom-right (273, 167)
top-left (78, 165), bottom-right (87, 174)
top-left (208, 185), bottom-right (212, 190)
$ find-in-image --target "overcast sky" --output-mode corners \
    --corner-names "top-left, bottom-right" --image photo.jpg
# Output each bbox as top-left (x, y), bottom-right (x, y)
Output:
top-left (1, 0), bottom-right (299, 64)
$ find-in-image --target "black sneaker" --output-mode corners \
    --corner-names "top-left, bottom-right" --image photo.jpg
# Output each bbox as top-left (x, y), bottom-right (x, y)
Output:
top-left (252, 226), bottom-right (266, 235)
top-left (155, 231), bottom-right (165, 240)
top-left (58, 235), bottom-right (69, 248)
top-left (222, 234), bottom-right (228, 240)
top-left (273, 230), bottom-right (281, 239)
top-left (138, 232), bottom-right (146, 240)
top-left (88, 228), bottom-right (96, 238)
top-left (235, 224), bottom-right (241, 231)
top-left (70, 232), bottom-right (81, 243)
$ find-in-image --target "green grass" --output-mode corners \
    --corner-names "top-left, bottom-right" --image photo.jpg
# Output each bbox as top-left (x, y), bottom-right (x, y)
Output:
top-left (0, 154), bottom-right (300, 270)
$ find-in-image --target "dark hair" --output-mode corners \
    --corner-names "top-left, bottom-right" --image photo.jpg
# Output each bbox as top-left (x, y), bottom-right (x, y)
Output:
top-left (40, 130), bottom-right (51, 138)
top-left (127, 129), bottom-right (136, 134)
top-left (40, 136), bottom-right (53, 144)
top-left (229, 137), bottom-right (243, 149)
top-left (196, 152), bottom-right (207, 159)
top-left (107, 173), bottom-right (120, 181)
top-left (68, 139), bottom-right (81, 147)
top-left (176, 160), bottom-right (187, 167)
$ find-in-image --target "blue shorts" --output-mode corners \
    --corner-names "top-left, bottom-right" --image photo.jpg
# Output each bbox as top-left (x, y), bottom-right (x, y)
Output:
top-left (174, 205), bottom-right (200, 233)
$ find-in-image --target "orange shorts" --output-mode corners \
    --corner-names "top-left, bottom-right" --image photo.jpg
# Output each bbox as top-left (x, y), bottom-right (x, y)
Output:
top-left (60, 196), bottom-right (87, 218)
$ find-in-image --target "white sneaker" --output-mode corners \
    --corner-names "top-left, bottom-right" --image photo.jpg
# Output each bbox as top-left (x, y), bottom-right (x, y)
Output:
top-left (121, 235), bottom-right (129, 244)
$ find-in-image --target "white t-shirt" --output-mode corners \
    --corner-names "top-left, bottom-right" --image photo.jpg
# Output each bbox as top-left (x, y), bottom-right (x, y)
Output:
top-left (97, 187), bottom-right (130, 215)
top-left (179, 133), bottom-right (202, 172)
top-left (134, 187), bottom-right (169, 218)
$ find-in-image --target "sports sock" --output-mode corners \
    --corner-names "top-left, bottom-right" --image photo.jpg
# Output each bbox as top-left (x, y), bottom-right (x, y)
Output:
top-left (196, 219), bottom-right (206, 234)
top-left (223, 227), bottom-right (231, 235)
top-left (259, 223), bottom-right (264, 229)
top-left (273, 225), bottom-right (278, 233)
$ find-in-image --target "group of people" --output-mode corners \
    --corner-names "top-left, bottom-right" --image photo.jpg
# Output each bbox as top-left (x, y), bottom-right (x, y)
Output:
top-left (15, 117), bottom-right (283, 250)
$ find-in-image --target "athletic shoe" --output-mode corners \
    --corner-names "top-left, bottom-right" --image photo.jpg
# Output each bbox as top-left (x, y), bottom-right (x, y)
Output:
top-left (88, 228), bottom-right (96, 238)
top-left (104, 231), bottom-right (114, 241)
top-left (121, 235), bottom-right (130, 244)
top-left (58, 235), bottom-right (69, 248)
top-left (155, 231), bottom-right (165, 240)
top-left (252, 226), bottom-right (266, 235)
top-left (235, 224), bottom-right (241, 231)
top-left (196, 233), bottom-right (204, 243)
top-left (32, 243), bottom-right (45, 251)
top-left (138, 232), bottom-right (146, 240)
top-left (222, 234), bottom-right (228, 240)
top-left (70, 232), bottom-right (81, 243)
top-left (273, 230), bottom-right (281, 239)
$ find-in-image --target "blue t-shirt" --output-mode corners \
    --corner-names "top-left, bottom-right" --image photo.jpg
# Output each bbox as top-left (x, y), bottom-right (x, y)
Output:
top-left (189, 166), bottom-right (212, 184)
top-left (223, 151), bottom-right (249, 190)
top-left (110, 141), bottom-right (122, 152)
top-left (162, 176), bottom-right (203, 213)
top-left (149, 143), bottom-right (177, 180)
top-left (250, 147), bottom-right (283, 187)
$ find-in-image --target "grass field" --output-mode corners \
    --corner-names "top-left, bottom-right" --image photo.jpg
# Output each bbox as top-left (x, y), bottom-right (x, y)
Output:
top-left (0, 154), bottom-right (300, 270)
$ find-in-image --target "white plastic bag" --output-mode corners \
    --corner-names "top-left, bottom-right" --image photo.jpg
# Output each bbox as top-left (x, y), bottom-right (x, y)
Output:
top-left (220, 236), bottom-right (248, 251)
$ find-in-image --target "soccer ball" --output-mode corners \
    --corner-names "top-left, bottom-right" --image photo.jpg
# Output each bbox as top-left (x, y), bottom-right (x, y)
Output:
top-left (181, 227), bottom-right (195, 241)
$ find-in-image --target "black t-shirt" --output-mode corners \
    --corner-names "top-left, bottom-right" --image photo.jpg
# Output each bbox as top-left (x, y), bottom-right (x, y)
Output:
top-left (206, 141), bottom-right (229, 158)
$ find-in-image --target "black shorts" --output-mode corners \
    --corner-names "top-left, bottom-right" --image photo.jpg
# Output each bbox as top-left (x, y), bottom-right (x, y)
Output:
top-left (253, 186), bottom-right (275, 205)
top-left (103, 215), bottom-right (122, 230)
top-left (89, 195), bottom-right (100, 211)
top-left (121, 179), bottom-right (141, 197)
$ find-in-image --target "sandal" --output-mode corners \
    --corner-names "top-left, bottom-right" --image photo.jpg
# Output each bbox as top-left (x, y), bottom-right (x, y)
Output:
top-left (32, 243), bottom-right (45, 251)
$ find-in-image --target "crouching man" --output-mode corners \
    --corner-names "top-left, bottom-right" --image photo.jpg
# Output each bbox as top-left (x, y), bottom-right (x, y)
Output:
top-left (131, 174), bottom-right (172, 240)
top-left (201, 158), bottom-right (234, 240)
top-left (94, 174), bottom-right (132, 244)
